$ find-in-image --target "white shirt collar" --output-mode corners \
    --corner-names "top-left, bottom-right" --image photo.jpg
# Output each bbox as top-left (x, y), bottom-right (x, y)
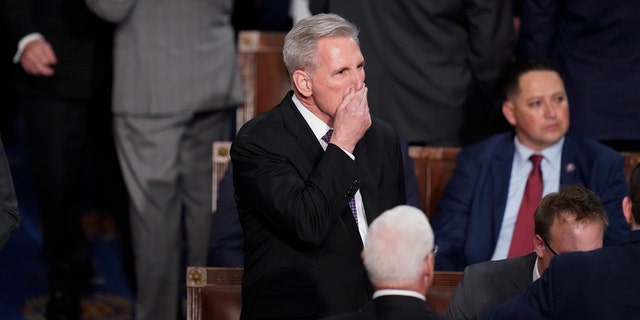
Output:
top-left (373, 289), bottom-right (426, 301)
top-left (291, 94), bottom-right (331, 143)
top-left (514, 136), bottom-right (564, 170)
top-left (532, 257), bottom-right (541, 282)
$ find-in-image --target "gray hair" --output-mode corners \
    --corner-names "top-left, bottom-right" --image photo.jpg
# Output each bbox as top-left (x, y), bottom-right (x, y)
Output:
top-left (364, 205), bottom-right (434, 285)
top-left (283, 13), bottom-right (359, 76)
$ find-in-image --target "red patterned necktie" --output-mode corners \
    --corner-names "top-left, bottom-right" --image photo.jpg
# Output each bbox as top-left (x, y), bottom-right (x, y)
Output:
top-left (321, 129), bottom-right (358, 224)
top-left (507, 154), bottom-right (543, 258)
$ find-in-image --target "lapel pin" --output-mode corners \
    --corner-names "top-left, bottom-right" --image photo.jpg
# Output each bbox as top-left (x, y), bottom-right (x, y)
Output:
top-left (566, 163), bottom-right (575, 173)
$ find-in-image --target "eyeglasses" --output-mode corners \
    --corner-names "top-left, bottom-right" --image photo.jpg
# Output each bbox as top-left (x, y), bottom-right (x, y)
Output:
top-left (541, 237), bottom-right (558, 256)
top-left (431, 245), bottom-right (439, 256)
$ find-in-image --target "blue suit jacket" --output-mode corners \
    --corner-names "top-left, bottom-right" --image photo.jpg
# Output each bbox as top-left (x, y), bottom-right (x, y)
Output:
top-left (518, 0), bottom-right (640, 141)
top-left (488, 230), bottom-right (640, 320)
top-left (432, 132), bottom-right (629, 271)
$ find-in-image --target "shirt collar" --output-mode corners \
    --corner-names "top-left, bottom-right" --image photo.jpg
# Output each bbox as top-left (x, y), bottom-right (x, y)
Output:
top-left (291, 94), bottom-right (331, 142)
top-left (532, 257), bottom-right (541, 282)
top-left (514, 136), bottom-right (564, 169)
top-left (373, 289), bottom-right (426, 301)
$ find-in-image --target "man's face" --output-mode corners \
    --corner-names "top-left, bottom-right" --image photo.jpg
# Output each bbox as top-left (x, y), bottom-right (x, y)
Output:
top-left (308, 36), bottom-right (365, 123)
top-left (503, 71), bottom-right (569, 151)
top-left (535, 213), bottom-right (604, 274)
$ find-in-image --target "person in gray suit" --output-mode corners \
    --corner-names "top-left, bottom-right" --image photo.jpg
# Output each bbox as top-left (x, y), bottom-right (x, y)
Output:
top-left (84, 1), bottom-right (243, 319)
top-left (447, 184), bottom-right (608, 320)
top-left (310, 0), bottom-right (515, 146)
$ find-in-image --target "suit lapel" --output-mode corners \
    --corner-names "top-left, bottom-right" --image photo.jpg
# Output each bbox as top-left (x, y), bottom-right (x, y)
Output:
top-left (559, 137), bottom-right (582, 186)
top-left (280, 92), bottom-right (364, 246)
top-left (353, 131), bottom-right (381, 225)
top-left (510, 253), bottom-right (537, 292)
top-left (492, 138), bottom-right (515, 240)
top-left (280, 92), bottom-right (324, 164)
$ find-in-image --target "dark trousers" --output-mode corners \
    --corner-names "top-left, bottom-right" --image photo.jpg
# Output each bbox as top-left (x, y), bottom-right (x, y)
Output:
top-left (21, 94), bottom-right (130, 296)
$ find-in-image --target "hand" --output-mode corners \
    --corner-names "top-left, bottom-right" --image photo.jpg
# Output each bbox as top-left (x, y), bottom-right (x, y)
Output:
top-left (20, 39), bottom-right (57, 76)
top-left (330, 84), bottom-right (372, 153)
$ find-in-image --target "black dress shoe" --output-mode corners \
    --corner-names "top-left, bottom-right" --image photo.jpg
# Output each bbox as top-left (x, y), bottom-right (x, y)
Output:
top-left (45, 291), bottom-right (81, 320)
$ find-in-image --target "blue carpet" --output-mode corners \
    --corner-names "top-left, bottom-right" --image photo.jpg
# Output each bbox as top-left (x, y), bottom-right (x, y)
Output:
top-left (0, 122), bottom-right (134, 319)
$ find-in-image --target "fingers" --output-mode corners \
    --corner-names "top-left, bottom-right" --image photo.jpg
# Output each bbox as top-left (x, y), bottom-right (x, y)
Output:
top-left (20, 40), bottom-right (57, 76)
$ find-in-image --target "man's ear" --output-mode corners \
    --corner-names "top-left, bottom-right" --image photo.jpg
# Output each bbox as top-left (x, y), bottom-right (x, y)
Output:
top-left (423, 252), bottom-right (435, 282)
top-left (534, 235), bottom-right (545, 259)
top-left (623, 196), bottom-right (633, 225)
top-left (502, 100), bottom-right (517, 126)
top-left (292, 70), bottom-right (312, 97)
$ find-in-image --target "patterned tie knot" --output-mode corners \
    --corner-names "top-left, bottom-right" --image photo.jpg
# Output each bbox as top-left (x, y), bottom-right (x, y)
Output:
top-left (321, 129), bottom-right (333, 144)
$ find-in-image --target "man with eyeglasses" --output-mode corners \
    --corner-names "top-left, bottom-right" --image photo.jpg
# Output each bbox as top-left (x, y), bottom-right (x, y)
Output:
top-left (323, 205), bottom-right (444, 320)
top-left (447, 185), bottom-right (607, 320)
top-left (488, 164), bottom-right (640, 319)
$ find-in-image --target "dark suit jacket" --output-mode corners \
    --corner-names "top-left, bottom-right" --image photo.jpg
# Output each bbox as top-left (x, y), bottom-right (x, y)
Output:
top-left (231, 92), bottom-right (406, 319)
top-left (432, 132), bottom-right (629, 271)
top-left (208, 141), bottom-right (420, 268)
top-left (518, 0), bottom-right (640, 142)
top-left (488, 230), bottom-right (640, 319)
top-left (2, 0), bottom-right (113, 99)
top-left (311, 0), bottom-right (514, 145)
top-left (448, 253), bottom-right (536, 320)
top-left (322, 295), bottom-right (445, 320)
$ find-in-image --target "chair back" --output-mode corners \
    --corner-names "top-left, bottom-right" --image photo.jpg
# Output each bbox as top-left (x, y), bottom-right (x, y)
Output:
top-left (185, 267), bottom-right (462, 320)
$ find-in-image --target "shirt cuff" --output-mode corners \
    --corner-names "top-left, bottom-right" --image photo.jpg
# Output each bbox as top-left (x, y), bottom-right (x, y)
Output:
top-left (13, 33), bottom-right (44, 63)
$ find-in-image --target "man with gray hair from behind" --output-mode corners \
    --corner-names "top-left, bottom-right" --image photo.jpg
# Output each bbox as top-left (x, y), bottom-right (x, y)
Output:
top-left (324, 205), bottom-right (445, 320)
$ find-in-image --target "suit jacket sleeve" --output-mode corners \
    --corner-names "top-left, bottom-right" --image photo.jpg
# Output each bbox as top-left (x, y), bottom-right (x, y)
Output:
top-left (464, 0), bottom-right (515, 100)
top-left (84, 0), bottom-right (137, 23)
top-left (447, 265), bottom-right (477, 320)
top-left (0, 140), bottom-right (20, 250)
top-left (518, 0), bottom-right (557, 58)
top-left (593, 153), bottom-right (629, 246)
top-left (432, 149), bottom-right (479, 271)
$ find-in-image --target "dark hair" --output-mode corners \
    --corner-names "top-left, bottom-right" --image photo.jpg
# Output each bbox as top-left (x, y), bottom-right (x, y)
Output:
top-left (535, 185), bottom-right (608, 241)
top-left (504, 58), bottom-right (561, 100)
top-left (629, 163), bottom-right (640, 222)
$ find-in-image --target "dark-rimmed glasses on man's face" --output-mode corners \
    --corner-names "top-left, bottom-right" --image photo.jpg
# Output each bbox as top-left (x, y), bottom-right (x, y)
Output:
top-left (541, 237), bottom-right (558, 255)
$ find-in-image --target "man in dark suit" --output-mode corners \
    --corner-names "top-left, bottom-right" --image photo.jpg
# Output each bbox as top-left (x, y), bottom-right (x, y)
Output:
top-left (323, 205), bottom-right (444, 320)
top-left (488, 163), bottom-right (640, 319)
top-left (448, 185), bottom-right (608, 320)
top-left (231, 13), bottom-right (406, 319)
top-left (208, 139), bottom-right (420, 267)
top-left (519, 0), bottom-right (640, 152)
top-left (2, 1), bottom-right (129, 319)
top-left (310, 0), bottom-right (514, 146)
top-left (432, 58), bottom-right (629, 271)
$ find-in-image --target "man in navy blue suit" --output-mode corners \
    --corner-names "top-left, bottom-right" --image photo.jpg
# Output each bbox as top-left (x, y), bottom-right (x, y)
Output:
top-left (488, 163), bottom-right (640, 319)
top-left (432, 59), bottom-right (629, 271)
top-left (518, 0), bottom-right (640, 152)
